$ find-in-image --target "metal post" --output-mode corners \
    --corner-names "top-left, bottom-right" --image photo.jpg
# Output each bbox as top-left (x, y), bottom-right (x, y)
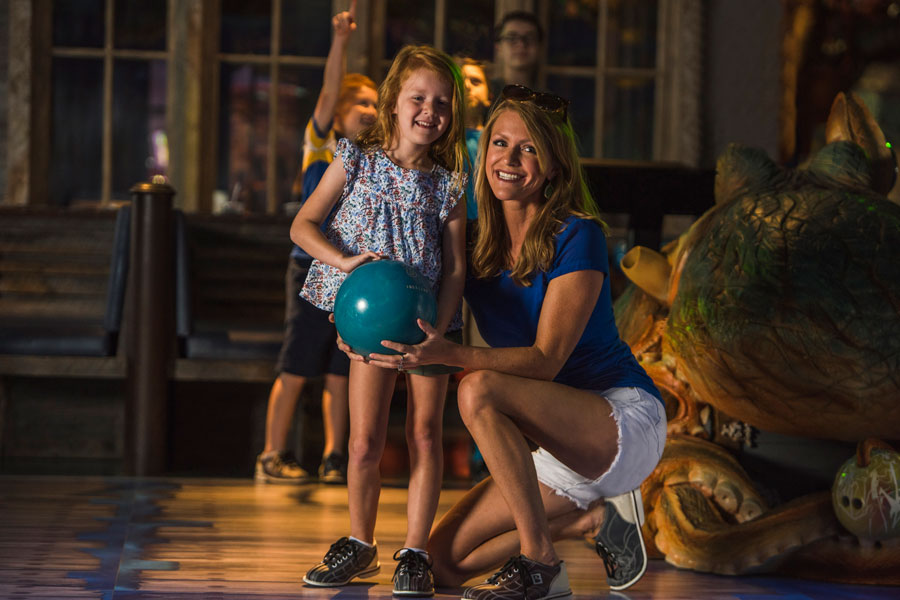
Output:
top-left (126, 179), bottom-right (176, 476)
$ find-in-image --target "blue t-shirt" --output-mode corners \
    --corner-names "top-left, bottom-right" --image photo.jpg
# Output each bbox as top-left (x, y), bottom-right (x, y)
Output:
top-left (465, 216), bottom-right (662, 403)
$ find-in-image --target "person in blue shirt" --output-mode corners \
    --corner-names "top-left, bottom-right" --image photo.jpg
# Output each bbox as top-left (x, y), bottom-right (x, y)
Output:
top-left (355, 87), bottom-right (667, 598)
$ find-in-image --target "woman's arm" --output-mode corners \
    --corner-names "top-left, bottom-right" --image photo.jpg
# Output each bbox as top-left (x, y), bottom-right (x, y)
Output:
top-left (432, 199), bottom-right (467, 335)
top-left (370, 268), bottom-right (605, 381)
top-left (290, 156), bottom-right (378, 273)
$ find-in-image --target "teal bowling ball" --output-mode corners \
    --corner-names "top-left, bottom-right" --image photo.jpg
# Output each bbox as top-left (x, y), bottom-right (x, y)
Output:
top-left (333, 260), bottom-right (437, 358)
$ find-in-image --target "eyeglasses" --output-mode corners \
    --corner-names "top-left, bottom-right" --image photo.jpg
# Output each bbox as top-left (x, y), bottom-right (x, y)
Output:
top-left (500, 84), bottom-right (570, 120)
top-left (497, 32), bottom-right (538, 46)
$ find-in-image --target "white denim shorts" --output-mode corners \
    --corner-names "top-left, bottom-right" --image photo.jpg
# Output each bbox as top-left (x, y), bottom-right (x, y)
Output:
top-left (532, 386), bottom-right (666, 510)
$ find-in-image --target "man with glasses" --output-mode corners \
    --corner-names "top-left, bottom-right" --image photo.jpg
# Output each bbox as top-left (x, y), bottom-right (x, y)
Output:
top-left (492, 10), bottom-right (543, 96)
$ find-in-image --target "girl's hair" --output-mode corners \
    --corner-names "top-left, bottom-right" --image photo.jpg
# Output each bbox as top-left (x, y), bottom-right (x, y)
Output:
top-left (356, 45), bottom-right (469, 184)
top-left (335, 73), bottom-right (377, 120)
top-left (471, 98), bottom-right (605, 286)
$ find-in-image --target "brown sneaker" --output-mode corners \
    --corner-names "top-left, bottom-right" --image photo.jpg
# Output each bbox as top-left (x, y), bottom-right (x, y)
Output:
top-left (303, 537), bottom-right (380, 587)
top-left (318, 452), bottom-right (347, 484)
top-left (463, 555), bottom-right (571, 599)
top-left (254, 450), bottom-right (311, 484)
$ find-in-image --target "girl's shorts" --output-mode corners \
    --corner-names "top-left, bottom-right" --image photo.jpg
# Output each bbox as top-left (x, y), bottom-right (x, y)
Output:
top-left (532, 386), bottom-right (666, 510)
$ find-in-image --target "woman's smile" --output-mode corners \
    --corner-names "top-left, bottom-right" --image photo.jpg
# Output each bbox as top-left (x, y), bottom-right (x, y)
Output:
top-left (487, 110), bottom-right (551, 201)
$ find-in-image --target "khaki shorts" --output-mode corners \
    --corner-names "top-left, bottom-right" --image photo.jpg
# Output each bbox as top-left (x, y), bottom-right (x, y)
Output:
top-left (532, 386), bottom-right (666, 509)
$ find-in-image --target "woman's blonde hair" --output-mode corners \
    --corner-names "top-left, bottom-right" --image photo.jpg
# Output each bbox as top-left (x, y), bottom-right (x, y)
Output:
top-left (471, 98), bottom-right (605, 286)
top-left (355, 45), bottom-right (469, 187)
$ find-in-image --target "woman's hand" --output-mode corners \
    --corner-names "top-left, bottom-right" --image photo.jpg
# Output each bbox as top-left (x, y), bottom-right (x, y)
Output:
top-left (365, 319), bottom-right (455, 371)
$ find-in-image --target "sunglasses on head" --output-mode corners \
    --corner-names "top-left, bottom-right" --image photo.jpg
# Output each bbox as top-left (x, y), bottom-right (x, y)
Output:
top-left (500, 84), bottom-right (570, 120)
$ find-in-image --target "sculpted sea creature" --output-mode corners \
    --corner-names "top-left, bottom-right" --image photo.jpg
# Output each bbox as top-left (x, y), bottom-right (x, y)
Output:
top-left (615, 93), bottom-right (900, 584)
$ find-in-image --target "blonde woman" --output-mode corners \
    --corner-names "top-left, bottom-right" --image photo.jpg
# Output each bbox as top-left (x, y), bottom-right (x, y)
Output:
top-left (361, 87), bottom-right (666, 598)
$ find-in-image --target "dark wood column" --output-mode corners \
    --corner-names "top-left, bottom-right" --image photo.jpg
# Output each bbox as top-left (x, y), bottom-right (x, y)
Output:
top-left (126, 180), bottom-right (176, 476)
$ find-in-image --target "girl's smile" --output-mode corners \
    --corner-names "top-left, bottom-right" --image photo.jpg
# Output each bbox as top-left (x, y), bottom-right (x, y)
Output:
top-left (393, 68), bottom-right (452, 149)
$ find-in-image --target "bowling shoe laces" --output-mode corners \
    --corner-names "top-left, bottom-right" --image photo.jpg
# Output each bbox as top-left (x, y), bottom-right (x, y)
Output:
top-left (462, 555), bottom-right (571, 600)
top-left (392, 548), bottom-right (435, 596)
top-left (303, 537), bottom-right (380, 587)
top-left (594, 488), bottom-right (648, 591)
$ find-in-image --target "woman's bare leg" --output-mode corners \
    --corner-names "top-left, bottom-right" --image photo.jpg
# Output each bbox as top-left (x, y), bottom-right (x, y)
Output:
top-left (347, 361), bottom-right (397, 543)
top-left (451, 370), bottom-right (619, 566)
top-left (428, 475), bottom-right (603, 586)
top-left (403, 373), bottom-right (449, 549)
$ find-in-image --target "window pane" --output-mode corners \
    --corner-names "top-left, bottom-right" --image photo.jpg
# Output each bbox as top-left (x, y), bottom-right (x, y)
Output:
top-left (114, 0), bottom-right (166, 51)
top-left (606, 0), bottom-right (657, 68)
top-left (53, 0), bottom-right (104, 47)
top-left (218, 64), bottom-right (270, 214)
top-left (112, 60), bottom-right (168, 199)
top-left (445, 0), bottom-right (493, 61)
top-left (221, 0), bottom-right (272, 55)
top-left (281, 0), bottom-right (331, 56)
top-left (603, 76), bottom-right (655, 160)
top-left (547, 0), bottom-right (597, 66)
top-left (277, 67), bottom-right (323, 209)
top-left (546, 74), bottom-right (595, 157)
top-left (51, 58), bottom-right (103, 206)
top-left (385, 1), bottom-right (435, 59)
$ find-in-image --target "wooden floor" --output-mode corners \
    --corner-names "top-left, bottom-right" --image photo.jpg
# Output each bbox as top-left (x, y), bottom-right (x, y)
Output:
top-left (0, 476), bottom-right (897, 599)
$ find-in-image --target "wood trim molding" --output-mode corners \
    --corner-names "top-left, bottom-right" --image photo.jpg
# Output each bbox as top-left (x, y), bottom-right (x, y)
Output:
top-left (659, 0), bottom-right (702, 167)
top-left (6, 0), bottom-right (51, 206)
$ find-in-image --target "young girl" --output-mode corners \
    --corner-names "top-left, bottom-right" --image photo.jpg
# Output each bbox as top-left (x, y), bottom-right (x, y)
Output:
top-left (291, 45), bottom-right (468, 597)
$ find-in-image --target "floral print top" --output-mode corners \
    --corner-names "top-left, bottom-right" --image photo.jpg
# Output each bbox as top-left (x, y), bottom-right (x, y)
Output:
top-left (300, 138), bottom-right (465, 331)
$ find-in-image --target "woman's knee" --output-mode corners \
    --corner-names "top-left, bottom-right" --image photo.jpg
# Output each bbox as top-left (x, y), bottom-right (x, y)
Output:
top-left (456, 370), bottom-right (504, 425)
top-left (427, 532), bottom-right (467, 587)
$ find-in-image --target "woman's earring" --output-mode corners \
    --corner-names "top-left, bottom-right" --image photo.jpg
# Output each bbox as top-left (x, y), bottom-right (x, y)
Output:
top-left (543, 180), bottom-right (554, 199)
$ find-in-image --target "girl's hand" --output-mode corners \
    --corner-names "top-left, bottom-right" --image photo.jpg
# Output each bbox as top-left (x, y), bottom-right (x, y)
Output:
top-left (339, 251), bottom-right (381, 273)
top-left (332, 0), bottom-right (357, 40)
top-left (365, 319), bottom-right (454, 371)
top-left (329, 313), bottom-right (371, 364)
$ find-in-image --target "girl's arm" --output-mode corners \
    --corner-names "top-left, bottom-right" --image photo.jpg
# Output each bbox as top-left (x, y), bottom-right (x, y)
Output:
top-left (290, 156), bottom-right (378, 273)
top-left (368, 268), bottom-right (604, 381)
top-left (432, 198), bottom-right (467, 335)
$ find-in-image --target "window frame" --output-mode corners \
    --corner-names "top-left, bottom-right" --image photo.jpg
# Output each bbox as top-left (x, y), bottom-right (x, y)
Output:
top-left (6, 0), bottom-right (700, 211)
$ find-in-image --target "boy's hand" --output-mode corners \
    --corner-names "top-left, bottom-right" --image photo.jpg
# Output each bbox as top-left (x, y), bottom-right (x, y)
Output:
top-left (332, 0), bottom-right (357, 40)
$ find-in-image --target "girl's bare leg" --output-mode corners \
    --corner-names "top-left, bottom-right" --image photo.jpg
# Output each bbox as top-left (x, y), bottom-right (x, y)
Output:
top-left (347, 361), bottom-right (397, 543)
top-left (403, 372), bottom-right (449, 549)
